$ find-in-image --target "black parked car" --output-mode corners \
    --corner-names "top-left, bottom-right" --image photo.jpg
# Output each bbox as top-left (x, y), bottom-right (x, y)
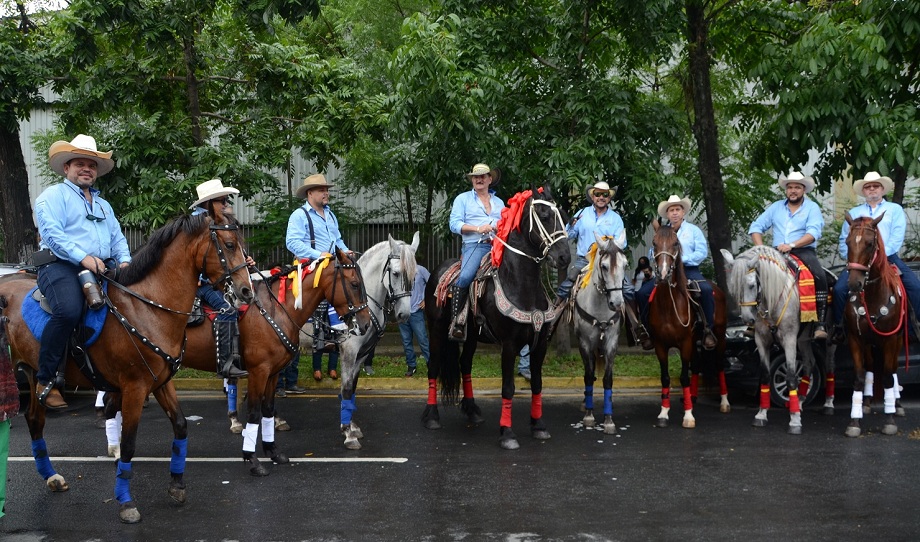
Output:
top-left (723, 262), bottom-right (920, 407)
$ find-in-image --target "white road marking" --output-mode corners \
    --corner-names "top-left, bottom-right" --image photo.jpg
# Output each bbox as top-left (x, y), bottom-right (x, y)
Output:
top-left (8, 456), bottom-right (408, 463)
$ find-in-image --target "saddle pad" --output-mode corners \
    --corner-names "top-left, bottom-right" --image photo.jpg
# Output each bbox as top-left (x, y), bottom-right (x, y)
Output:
top-left (788, 255), bottom-right (818, 323)
top-left (23, 286), bottom-right (107, 346)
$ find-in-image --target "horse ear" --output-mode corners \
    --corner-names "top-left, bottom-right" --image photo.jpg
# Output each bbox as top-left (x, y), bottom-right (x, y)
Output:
top-left (845, 211), bottom-right (853, 225)
top-left (388, 234), bottom-right (398, 253)
top-left (410, 231), bottom-right (420, 253)
top-left (873, 211), bottom-right (886, 227)
top-left (615, 230), bottom-right (627, 250)
top-left (720, 249), bottom-right (735, 272)
top-left (651, 218), bottom-right (660, 233)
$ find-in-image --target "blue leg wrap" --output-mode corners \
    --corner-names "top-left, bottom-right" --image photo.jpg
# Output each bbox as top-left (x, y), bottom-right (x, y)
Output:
top-left (340, 395), bottom-right (357, 426)
top-left (170, 437), bottom-right (188, 476)
top-left (603, 388), bottom-right (613, 416)
top-left (227, 383), bottom-right (237, 413)
top-left (114, 460), bottom-right (133, 504)
top-left (584, 386), bottom-right (594, 411)
top-left (31, 438), bottom-right (56, 480)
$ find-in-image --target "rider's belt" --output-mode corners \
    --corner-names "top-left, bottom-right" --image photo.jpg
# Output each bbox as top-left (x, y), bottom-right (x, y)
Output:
top-left (32, 249), bottom-right (60, 267)
top-left (684, 265), bottom-right (700, 271)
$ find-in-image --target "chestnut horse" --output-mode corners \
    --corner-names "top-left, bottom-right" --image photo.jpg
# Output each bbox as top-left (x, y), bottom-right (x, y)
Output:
top-left (0, 209), bottom-right (253, 523)
top-left (841, 212), bottom-right (905, 437)
top-left (648, 222), bottom-right (729, 428)
top-left (423, 186), bottom-right (570, 450)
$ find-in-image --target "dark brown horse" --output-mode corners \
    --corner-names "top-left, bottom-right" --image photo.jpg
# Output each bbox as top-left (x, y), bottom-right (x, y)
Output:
top-left (841, 212), bottom-right (904, 437)
top-left (0, 208), bottom-right (253, 523)
top-left (648, 222), bottom-right (729, 428)
top-left (423, 187), bottom-right (570, 450)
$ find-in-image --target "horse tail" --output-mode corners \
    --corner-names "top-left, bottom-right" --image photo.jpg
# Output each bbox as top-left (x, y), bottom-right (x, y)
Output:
top-left (438, 340), bottom-right (462, 406)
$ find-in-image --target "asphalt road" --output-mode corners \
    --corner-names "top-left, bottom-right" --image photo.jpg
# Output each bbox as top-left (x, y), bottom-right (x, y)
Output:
top-left (1, 386), bottom-right (919, 542)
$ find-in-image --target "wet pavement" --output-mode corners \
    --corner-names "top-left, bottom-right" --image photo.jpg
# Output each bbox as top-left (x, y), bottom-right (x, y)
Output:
top-left (1, 386), bottom-right (919, 541)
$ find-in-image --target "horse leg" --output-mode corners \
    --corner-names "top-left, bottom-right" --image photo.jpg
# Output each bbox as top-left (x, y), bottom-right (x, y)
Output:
top-left (752, 326), bottom-right (772, 428)
top-left (499, 343), bottom-right (520, 450)
top-left (151, 382), bottom-right (189, 505)
top-left (845, 339), bottom-right (866, 438)
top-left (786, 333), bottom-right (803, 435)
top-left (104, 393), bottom-right (123, 459)
top-left (529, 340), bottom-right (551, 442)
top-left (862, 370), bottom-right (874, 416)
top-left (23, 367), bottom-right (68, 492)
top-left (113, 386), bottom-right (149, 524)
top-left (601, 345), bottom-right (616, 435)
top-left (242, 379), bottom-right (269, 476)
top-left (421, 329), bottom-right (447, 430)
top-left (655, 345), bottom-right (670, 428)
top-left (679, 349), bottom-right (695, 429)
top-left (226, 377), bottom-right (243, 434)
top-left (340, 343), bottom-right (363, 449)
top-left (880, 343), bottom-right (900, 435)
top-left (580, 342), bottom-right (596, 428)
top-left (459, 346), bottom-right (483, 426)
top-left (893, 373), bottom-right (905, 417)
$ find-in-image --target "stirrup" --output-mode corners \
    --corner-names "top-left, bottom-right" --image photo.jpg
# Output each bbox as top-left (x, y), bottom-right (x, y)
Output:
top-left (449, 319), bottom-right (467, 342)
top-left (702, 329), bottom-right (717, 350)
top-left (813, 324), bottom-right (828, 341)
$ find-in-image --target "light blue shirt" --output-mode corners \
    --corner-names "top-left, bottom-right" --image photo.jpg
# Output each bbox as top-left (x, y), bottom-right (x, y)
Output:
top-left (676, 221), bottom-right (708, 267)
top-left (34, 179), bottom-right (131, 266)
top-left (449, 189), bottom-right (504, 245)
top-left (748, 198), bottom-right (823, 248)
top-left (286, 204), bottom-right (349, 260)
top-left (409, 266), bottom-right (430, 313)
top-left (838, 200), bottom-right (906, 258)
top-left (566, 206), bottom-right (626, 257)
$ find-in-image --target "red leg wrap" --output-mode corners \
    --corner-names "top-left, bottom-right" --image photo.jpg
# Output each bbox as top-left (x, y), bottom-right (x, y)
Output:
top-left (718, 371), bottom-right (728, 396)
top-left (500, 398), bottom-right (513, 428)
top-left (661, 387), bottom-right (671, 409)
top-left (798, 376), bottom-right (810, 400)
top-left (531, 393), bottom-right (543, 420)
top-left (427, 378), bottom-right (437, 405)
top-left (760, 385), bottom-right (771, 410)
top-left (690, 374), bottom-right (699, 399)
top-left (826, 373), bottom-right (835, 397)
top-left (789, 389), bottom-right (800, 414)
top-left (462, 374), bottom-right (474, 399)
top-left (682, 387), bottom-right (692, 411)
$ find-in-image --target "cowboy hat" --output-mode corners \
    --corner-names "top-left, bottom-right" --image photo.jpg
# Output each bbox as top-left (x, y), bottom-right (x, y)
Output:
top-left (657, 195), bottom-right (691, 218)
top-left (48, 134), bottom-right (115, 177)
top-left (778, 171), bottom-right (815, 193)
top-left (466, 163), bottom-right (491, 177)
top-left (295, 173), bottom-right (335, 199)
top-left (586, 181), bottom-right (614, 200)
top-left (853, 171), bottom-right (894, 196)
top-left (189, 178), bottom-right (241, 209)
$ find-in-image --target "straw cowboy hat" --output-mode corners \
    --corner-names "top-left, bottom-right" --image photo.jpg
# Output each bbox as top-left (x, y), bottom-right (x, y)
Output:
top-left (586, 181), bottom-right (614, 200)
top-left (48, 134), bottom-right (115, 177)
top-left (853, 171), bottom-right (894, 196)
top-left (295, 173), bottom-right (335, 199)
top-left (778, 171), bottom-right (815, 193)
top-left (465, 163), bottom-right (502, 189)
top-left (657, 195), bottom-right (691, 218)
top-left (189, 178), bottom-right (241, 209)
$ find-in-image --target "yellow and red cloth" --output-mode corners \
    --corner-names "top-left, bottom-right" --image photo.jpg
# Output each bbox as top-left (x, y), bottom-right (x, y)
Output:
top-left (788, 254), bottom-right (818, 322)
top-left (270, 254), bottom-right (332, 306)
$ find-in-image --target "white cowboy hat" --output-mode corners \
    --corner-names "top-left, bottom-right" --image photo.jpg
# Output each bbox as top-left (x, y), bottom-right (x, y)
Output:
top-left (466, 163), bottom-right (491, 177)
top-left (853, 171), bottom-right (894, 196)
top-left (48, 134), bottom-right (115, 177)
top-left (295, 173), bottom-right (335, 199)
top-left (586, 181), bottom-right (614, 200)
top-left (189, 178), bottom-right (241, 209)
top-left (778, 171), bottom-right (815, 193)
top-left (657, 195), bottom-right (691, 218)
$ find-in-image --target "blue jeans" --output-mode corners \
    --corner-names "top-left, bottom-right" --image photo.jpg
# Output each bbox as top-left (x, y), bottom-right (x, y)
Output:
top-left (398, 309), bottom-right (430, 369)
top-left (833, 254), bottom-right (920, 324)
top-left (456, 242), bottom-right (491, 288)
top-left (36, 261), bottom-right (85, 384)
top-left (637, 265), bottom-right (713, 328)
top-left (313, 350), bottom-right (339, 372)
top-left (197, 284), bottom-right (236, 322)
top-left (276, 352), bottom-right (300, 390)
top-left (518, 345), bottom-right (530, 372)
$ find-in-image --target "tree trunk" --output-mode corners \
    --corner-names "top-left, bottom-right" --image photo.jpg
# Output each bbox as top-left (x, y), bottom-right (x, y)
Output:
top-left (0, 124), bottom-right (39, 263)
top-left (892, 163), bottom-right (906, 205)
top-left (685, 0), bottom-right (730, 290)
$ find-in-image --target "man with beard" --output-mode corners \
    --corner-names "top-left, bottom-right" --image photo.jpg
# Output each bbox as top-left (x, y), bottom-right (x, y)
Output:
top-left (748, 171), bottom-right (828, 339)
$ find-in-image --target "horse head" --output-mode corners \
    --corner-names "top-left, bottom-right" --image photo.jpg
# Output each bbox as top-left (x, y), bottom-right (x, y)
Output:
top-left (203, 206), bottom-right (254, 308)
top-left (722, 248), bottom-right (760, 326)
top-left (845, 211), bottom-right (886, 294)
top-left (652, 223), bottom-right (682, 286)
top-left (594, 231), bottom-right (627, 311)
top-left (384, 232), bottom-right (420, 324)
top-left (523, 184), bottom-right (570, 269)
top-left (327, 248), bottom-right (372, 335)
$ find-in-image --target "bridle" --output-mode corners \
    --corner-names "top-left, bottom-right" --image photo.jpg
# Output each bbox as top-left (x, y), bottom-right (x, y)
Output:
top-left (492, 196), bottom-right (567, 263)
top-left (653, 243), bottom-right (681, 286)
top-left (738, 264), bottom-right (794, 327)
top-left (381, 250), bottom-right (412, 309)
top-left (845, 224), bottom-right (882, 292)
top-left (200, 223), bottom-right (251, 306)
top-left (328, 253), bottom-right (370, 329)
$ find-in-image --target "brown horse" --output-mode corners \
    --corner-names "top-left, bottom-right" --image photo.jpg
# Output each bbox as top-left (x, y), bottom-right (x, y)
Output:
top-left (841, 212), bottom-right (904, 437)
top-left (647, 222), bottom-right (729, 428)
top-left (179, 248), bottom-right (371, 475)
top-left (0, 208), bottom-right (253, 523)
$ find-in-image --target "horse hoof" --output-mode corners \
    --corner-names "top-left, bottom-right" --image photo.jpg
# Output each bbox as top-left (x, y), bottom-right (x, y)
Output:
top-left (845, 426), bottom-right (861, 438)
top-left (168, 484), bottom-right (187, 504)
top-left (682, 419), bottom-right (696, 429)
top-left (823, 407), bottom-right (835, 416)
top-left (500, 438), bottom-right (520, 450)
top-left (655, 418), bottom-right (668, 428)
top-left (108, 444), bottom-right (121, 459)
top-left (882, 424), bottom-right (898, 436)
top-left (752, 418), bottom-right (767, 428)
top-left (862, 405), bottom-right (871, 416)
top-left (270, 452), bottom-right (289, 465)
top-left (344, 437), bottom-right (362, 450)
top-left (895, 407), bottom-right (906, 418)
top-left (275, 417), bottom-right (291, 432)
top-left (229, 420), bottom-right (243, 434)
top-left (460, 398), bottom-right (485, 425)
top-left (787, 425), bottom-right (802, 435)
top-left (719, 404), bottom-right (731, 414)
top-left (250, 464), bottom-right (269, 477)
top-left (424, 418), bottom-right (442, 430)
top-left (582, 416), bottom-right (596, 428)
top-left (46, 474), bottom-right (69, 492)
top-left (603, 423), bottom-right (616, 435)
top-left (119, 502), bottom-right (141, 524)
top-left (532, 429), bottom-right (551, 440)
top-left (349, 422), bottom-right (364, 439)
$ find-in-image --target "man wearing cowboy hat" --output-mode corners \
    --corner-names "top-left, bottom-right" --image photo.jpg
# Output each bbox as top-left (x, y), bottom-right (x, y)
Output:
top-left (33, 135), bottom-right (132, 409)
top-left (748, 171), bottom-right (829, 339)
top-left (189, 179), bottom-right (254, 379)
top-left (637, 195), bottom-right (718, 350)
top-left (832, 171), bottom-right (920, 341)
top-left (556, 181), bottom-right (652, 349)
top-left (286, 173), bottom-right (352, 380)
top-left (446, 163), bottom-right (505, 341)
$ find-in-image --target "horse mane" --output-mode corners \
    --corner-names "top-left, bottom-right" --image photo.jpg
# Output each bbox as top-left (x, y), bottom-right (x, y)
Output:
top-left (653, 224), bottom-right (687, 285)
top-left (851, 216), bottom-right (901, 292)
top-left (116, 213), bottom-right (210, 286)
top-left (728, 245), bottom-right (794, 310)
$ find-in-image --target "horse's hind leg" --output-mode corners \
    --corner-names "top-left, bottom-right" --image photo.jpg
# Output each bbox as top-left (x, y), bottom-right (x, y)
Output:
top-left (655, 346), bottom-right (671, 428)
top-left (600, 348), bottom-right (616, 435)
top-left (260, 376), bottom-right (290, 465)
top-left (22, 366), bottom-right (69, 492)
top-left (226, 377), bottom-right (243, 434)
top-left (894, 373), bottom-right (905, 417)
top-left (880, 347), bottom-right (900, 435)
top-left (112, 385), bottom-right (152, 524)
top-left (340, 342), bottom-right (363, 449)
top-left (152, 382), bottom-right (189, 506)
top-left (580, 345), bottom-right (597, 428)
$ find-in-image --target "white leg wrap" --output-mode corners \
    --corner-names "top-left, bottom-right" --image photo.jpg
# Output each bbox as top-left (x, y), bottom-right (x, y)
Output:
top-left (884, 387), bottom-right (896, 414)
top-left (851, 391), bottom-right (864, 419)
top-left (864, 371), bottom-right (874, 397)
top-left (95, 391), bottom-right (105, 408)
top-left (105, 411), bottom-right (122, 446)
top-left (893, 374), bottom-right (901, 399)
top-left (261, 417), bottom-right (275, 444)
top-left (242, 423), bottom-right (259, 453)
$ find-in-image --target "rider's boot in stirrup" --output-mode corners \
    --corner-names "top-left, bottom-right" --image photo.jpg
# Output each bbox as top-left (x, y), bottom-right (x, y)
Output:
top-left (625, 299), bottom-right (653, 350)
top-left (702, 327), bottom-right (717, 350)
top-left (215, 320), bottom-right (248, 378)
top-left (813, 291), bottom-right (828, 340)
top-left (449, 285), bottom-right (469, 342)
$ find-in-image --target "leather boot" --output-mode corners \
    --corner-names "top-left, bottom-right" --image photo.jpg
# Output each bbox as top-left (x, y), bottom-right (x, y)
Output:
top-left (814, 292), bottom-right (828, 340)
top-left (36, 382), bottom-right (68, 410)
top-left (702, 328), bottom-right (717, 350)
top-left (624, 299), bottom-right (653, 350)
top-left (449, 285), bottom-right (469, 342)
top-left (215, 320), bottom-right (248, 378)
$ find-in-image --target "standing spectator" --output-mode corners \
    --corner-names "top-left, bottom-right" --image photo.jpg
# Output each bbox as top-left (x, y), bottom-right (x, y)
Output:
top-left (275, 351), bottom-right (306, 397)
top-left (0, 314), bottom-right (19, 518)
top-left (399, 265), bottom-right (431, 377)
top-left (632, 256), bottom-right (653, 290)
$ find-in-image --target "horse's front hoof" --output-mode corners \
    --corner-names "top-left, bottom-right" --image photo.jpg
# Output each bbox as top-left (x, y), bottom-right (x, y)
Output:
top-left (862, 404), bottom-right (872, 416)
top-left (895, 406), bottom-right (906, 418)
top-left (655, 417), bottom-right (668, 428)
top-left (532, 429), bottom-right (551, 440)
top-left (168, 482), bottom-right (187, 504)
top-left (422, 405), bottom-right (441, 430)
top-left (344, 436), bottom-right (362, 450)
top-left (46, 473), bottom-right (69, 492)
top-left (682, 418), bottom-right (696, 429)
top-left (275, 417), bottom-right (291, 432)
top-left (882, 417), bottom-right (898, 435)
top-left (845, 421), bottom-right (861, 438)
top-left (349, 422), bottom-right (364, 439)
top-left (602, 416), bottom-right (616, 434)
top-left (119, 502), bottom-right (141, 524)
top-left (823, 406), bottom-right (835, 416)
top-left (460, 398), bottom-right (484, 425)
top-left (229, 416), bottom-right (243, 434)
top-left (270, 452), bottom-right (289, 464)
top-left (787, 425), bottom-right (802, 435)
top-left (582, 412), bottom-right (596, 428)
top-left (719, 404), bottom-right (731, 414)
top-left (499, 427), bottom-right (519, 450)
top-left (250, 463), bottom-right (269, 476)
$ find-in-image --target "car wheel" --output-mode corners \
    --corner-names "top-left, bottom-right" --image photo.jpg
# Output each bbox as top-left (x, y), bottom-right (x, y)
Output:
top-left (768, 352), bottom-right (823, 408)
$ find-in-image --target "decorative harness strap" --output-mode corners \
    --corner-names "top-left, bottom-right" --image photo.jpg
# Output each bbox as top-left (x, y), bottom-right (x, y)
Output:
top-left (490, 270), bottom-right (562, 332)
